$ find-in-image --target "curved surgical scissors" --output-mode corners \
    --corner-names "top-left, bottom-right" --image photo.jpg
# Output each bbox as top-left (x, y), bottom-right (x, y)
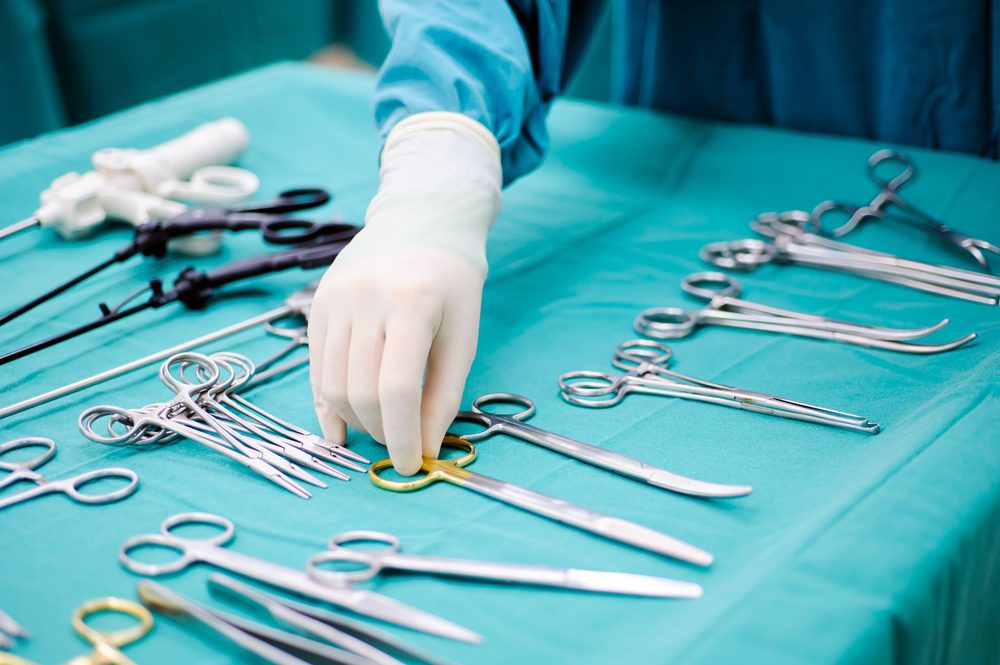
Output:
top-left (812, 149), bottom-right (1000, 272)
top-left (306, 530), bottom-right (702, 599)
top-left (65, 597), bottom-right (153, 665)
top-left (369, 437), bottom-right (713, 566)
top-left (634, 271), bottom-right (975, 353)
top-left (451, 393), bottom-right (751, 498)
top-left (560, 340), bottom-right (879, 434)
top-left (0, 437), bottom-right (138, 510)
top-left (119, 513), bottom-right (478, 643)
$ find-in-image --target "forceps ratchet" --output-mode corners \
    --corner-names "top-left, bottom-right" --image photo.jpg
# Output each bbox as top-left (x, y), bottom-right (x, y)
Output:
top-left (119, 512), bottom-right (480, 643)
top-left (0, 437), bottom-right (138, 510)
top-left (307, 530), bottom-right (702, 598)
top-left (452, 393), bottom-right (751, 498)
top-left (634, 271), bottom-right (975, 353)
top-left (369, 437), bottom-right (713, 566)
top-left (813, 149), bottom-right (1000, 272)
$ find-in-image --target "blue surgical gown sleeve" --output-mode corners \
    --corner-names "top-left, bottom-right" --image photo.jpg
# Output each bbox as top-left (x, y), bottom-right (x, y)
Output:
top-left (373, 1), bottom-right (587, 186)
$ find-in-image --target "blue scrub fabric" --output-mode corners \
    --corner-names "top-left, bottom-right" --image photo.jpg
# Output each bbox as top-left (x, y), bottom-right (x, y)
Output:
top-left (0, 63), bottom-right (998, 664)
top-left (375, 0), bottom-right (1000, 184)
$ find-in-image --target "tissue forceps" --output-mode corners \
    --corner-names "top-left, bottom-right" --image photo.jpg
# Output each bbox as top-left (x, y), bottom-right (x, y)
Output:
top-left (451, 393), bottom-right (751, 498)
top-left (370, 437), bottom-right (713, 566)
top-left (0, 437), bottom-right (138, 510)
top-left (559, 340), bottom-right (879, 434)
top-left (307, 530), bottom-right (702, 599)
top-left (813, 149), bottom-right (1000, 272)
top-left (701, 211), bottom-right (1000, 305)
top-left (634, 272), bottom-right (975, 353)
top-left (65, 597), bottom-right (152, 665)
top-left (120, 512), bottom-right (481, 643)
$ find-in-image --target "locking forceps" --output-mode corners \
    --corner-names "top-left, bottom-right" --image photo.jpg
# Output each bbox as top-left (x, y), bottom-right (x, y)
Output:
top-left (701, 211), bottom-right (1000, 305)
top-left (813, 149), bottom-right (1000, 272)
top-left (560, 340), bottom-right (879, 434)
top-left (451, 393), bottom-right (751, 498)
top-left (634, 272), bottom-right (975, 353)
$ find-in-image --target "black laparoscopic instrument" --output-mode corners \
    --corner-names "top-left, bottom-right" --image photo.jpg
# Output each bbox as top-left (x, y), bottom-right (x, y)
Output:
top-left (0, 188), bottom-right (341, 328)
top-left (0, 232), bottom-right (357, 367)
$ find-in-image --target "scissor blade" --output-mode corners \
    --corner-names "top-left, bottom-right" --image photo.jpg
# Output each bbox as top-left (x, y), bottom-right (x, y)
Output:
top-left (461, 473), bottom-right (713, 566)
top-left (644, 469), bottom-right (752, 498)
top-left (493, 420), bottom-right (752, 498)
top-left (335, 588), bottom-right (482, 644)
top-left (564, 569), bottom-right (702, 598)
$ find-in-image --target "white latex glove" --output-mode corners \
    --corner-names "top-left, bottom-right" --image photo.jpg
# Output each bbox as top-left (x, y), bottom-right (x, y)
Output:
top-left (309, 112), bottom-right (502, 475)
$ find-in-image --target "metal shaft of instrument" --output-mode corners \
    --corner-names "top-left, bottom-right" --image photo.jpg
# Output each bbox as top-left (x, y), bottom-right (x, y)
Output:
top-left (0, 306), bottom-right (290, 421)
top-left (689, 311), bottom-right (975, 353)
top-left (208, 575), bottom-right (406, 665)
top-left (633, 373), bottom-right (870, 426)
top-left (138, 582), bottom-right (311, 665)
top-left (0, 216), bottom-right (39, 241)
top-left (450, 471), bottom-right (713, 566)
top-left (781, 237), bottom-right (1000, 296)
top-left (704, 296), bottom-right (952, 340)
top-left (180, 413), bottom-right (349, 481)
top-left (562, 377), bottom-right (877, 433)
top-left (476, 416), bottom-right (751, 497)
top-left (364, 550), bottom-right (703, 598)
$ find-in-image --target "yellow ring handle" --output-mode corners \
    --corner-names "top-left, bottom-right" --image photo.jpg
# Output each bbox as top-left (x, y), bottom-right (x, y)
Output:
top-left (72, 597), bottom-right (153, 649)
top-left (369, 436), bottom-right (477, 492)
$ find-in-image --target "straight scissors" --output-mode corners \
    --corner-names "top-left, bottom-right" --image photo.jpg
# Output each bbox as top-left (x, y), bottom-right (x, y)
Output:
top-left (701, 211), bottom-right (1000, 305)
top-left (634, 272), bottom-right (975, 353)
top-left (452, 393), bottom-right (751, 498)
top-left (65, 597), bottom-right (153, 665)
top-left (306, 530), bottom-right (702, 599)
top-left (119, 513), bottom-right (480, 644)
top-left (369, 437), bottom-right (713, 566)
top-left (0, 437), bottom-right (138, 510)
top-left (812, 149), bottom-right (1000, 272)
top-left (560, 340), bottom-right (879, 434)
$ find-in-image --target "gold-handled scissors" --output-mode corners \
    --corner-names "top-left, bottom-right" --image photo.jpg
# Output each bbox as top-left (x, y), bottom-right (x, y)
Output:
top-left (370, 437), bottom-right (713, 566)
top-left (65, 597), bottom-right (152, 665)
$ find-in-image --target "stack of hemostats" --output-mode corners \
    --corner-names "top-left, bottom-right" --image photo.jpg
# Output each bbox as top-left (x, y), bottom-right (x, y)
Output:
top-left (78, 351), bottom-right (368, 499)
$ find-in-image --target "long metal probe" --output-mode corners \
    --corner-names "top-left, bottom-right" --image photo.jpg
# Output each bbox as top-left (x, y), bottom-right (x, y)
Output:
top-left (0, 305), bottom-right (290, 420)
top-left (0, 217), bottom-right (39, 242)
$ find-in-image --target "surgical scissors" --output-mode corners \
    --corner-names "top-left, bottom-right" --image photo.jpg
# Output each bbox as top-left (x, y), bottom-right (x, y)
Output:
top-left (120, 513), bottom-right (480, 643)
top-left (307, 530), bottom-right (703, 599)
top-left (634, 271), bottom-right (976, 353)
top-left (451, 393), bottom-right (751, 498)
top-left (0, 437), bottom-right (138, 510)
top-left (812, 149), bottom-right (1000, 272)
top-left (701, 211), bottom-right (1000, 305)
top-left (65, 597), bottom-right (153, 665)
top-left (559, 340), bottom-right (879, 434)
top-left (369, 437), bottom-right (713, 566)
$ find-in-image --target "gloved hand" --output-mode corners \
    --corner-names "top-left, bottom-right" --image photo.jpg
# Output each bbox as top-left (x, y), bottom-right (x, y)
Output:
top-left (309, 112), bottom-right (502, 475)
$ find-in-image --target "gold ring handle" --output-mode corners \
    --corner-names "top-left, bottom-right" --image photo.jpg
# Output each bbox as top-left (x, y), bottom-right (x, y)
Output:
top-left (72, 597), bottom-right (153, 649)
